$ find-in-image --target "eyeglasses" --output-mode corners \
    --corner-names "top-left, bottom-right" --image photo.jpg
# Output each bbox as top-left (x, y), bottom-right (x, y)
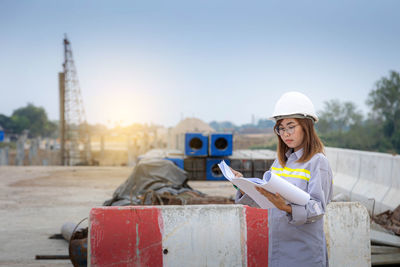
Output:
top-left (274, 124), bottom-right (299, 136)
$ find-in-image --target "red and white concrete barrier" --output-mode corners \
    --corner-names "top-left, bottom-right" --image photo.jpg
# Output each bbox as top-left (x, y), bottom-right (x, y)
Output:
top-left (89, 205), bottom-right (268, 267)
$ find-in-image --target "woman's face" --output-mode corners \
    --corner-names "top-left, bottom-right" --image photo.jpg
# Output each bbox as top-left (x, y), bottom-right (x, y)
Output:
top-left (277, 118), bottom-right (305, 151)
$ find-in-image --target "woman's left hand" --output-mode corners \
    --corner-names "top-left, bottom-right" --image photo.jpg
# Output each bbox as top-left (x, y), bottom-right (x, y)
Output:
top-left (256, 187), bottom-right (292, 213)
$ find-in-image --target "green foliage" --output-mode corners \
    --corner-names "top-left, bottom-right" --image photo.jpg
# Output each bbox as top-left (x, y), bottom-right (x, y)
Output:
top-left (210, 119), bottom-right (274, 133)
top-left (250, 143), bottom-right (277, 150)
top-left (0, 103), bottom-right (57, 138)
top-left (257, 119), bottom-right (275, 128)
top-left (0, 114), bottom-right (13, 130)
top-left (12, 103), bottom-right (48, 137)
top-left (11, 115), bottom-right (30, 133)
top-left (317, 99), bottom-right (363, 134)
top-left (318, 71), bottom-right (400, 154)
top-left (209, 121), bottom-right (237, 132)
top-left (366, 70), bottom-right (400, 153)
top-left (319, 120), bottom-right (388, 152)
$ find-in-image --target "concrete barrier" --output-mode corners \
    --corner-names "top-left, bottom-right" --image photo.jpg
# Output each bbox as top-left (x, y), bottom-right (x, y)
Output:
top-left (351, 152), bottom-right (393, 214)
top-left (0, 147), bottom-right (8, 165)
top-left (89, 203), bottom-right (369, 267)
top-left (89, 205), bottom-right (268, 267)
top-left (324, 147), bottom-right (338, 173)
top-left (381, 155), bottom-right (400, 212)
top-left (325, 147), bottom-right (399, 214)
top-left (324, 202), bottom-right (371, 267)
top-left (326, 147), bottom-right (362, 199)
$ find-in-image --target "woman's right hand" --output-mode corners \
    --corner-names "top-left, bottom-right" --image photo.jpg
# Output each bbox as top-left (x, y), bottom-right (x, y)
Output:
top-left (229, 167), bottom-right (243, 178)
top-left (229, 167), bottom-right (245, 195)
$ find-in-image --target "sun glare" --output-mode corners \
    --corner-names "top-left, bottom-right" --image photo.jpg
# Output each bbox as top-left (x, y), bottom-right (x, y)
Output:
top-left (91, 91), bottom-right (158, 128)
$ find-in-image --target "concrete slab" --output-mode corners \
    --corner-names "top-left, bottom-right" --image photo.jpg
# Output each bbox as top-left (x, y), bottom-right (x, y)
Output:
top-left (351, 152), bottom-right (393, 214)
top-left (381, 155), bottom-right (400, 212)
top-left (330, 148), bottom-right (361, 198)
top-left (324, 202), bottom-right (371, 267)
top-left (371, 229), bottom-right (400, 248)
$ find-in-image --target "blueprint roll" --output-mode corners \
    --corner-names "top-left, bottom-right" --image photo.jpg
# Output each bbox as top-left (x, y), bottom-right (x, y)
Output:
top-left (218, 160), bottom-right (310, 209)
top-left (185, 133), bottom-right (208, 157)
top-left (262, 171), bottom-right (310, 206)
top-left (209, 133), bottom-right (233, 157)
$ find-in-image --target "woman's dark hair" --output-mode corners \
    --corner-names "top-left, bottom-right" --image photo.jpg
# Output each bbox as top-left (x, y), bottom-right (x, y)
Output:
top-left (275, 118), bottom-right (324, 167)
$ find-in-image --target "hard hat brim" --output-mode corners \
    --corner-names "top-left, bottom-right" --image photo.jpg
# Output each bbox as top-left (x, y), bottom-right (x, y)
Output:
top-left (269, 113), bottom-right (318, 123)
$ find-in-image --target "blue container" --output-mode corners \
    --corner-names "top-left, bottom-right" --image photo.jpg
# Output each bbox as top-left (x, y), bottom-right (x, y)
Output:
top-left (165, 157), bottom-right (184, 170)
top-left (209, 133), bottom-right (233, 156)
top-left (206, 158), bottom-right (230, 181)
top-left (0, 131), bottom-right (4, 142)
top-left (185, 133), bottom-right (208, 156)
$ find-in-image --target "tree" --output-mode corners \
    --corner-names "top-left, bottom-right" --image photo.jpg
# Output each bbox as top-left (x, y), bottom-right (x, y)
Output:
top-left (11, 103), bottom-right (48, 137)
top-left (367, 70), bottom-right (400, 152)
top-left (257, 119), bottom-right (275, 128)
top-left (11, 115), bottom-right (30, 134)
top-left (0, 103), bottom-right (58, 138)
top-left (317, 99), bottom-right (363, 135)
top-left (209, 121), bottom-right (237, 132)
top-left (0, 114), bottom-right (13, 130)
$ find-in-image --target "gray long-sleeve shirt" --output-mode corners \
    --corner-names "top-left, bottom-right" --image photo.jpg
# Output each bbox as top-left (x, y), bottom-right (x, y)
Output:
top-left (236, 148), bottom-right (333, 267)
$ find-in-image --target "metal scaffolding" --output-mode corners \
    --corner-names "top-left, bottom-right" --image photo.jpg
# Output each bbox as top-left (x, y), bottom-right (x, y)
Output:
top-left (59, 35), bottom-right (91, 165)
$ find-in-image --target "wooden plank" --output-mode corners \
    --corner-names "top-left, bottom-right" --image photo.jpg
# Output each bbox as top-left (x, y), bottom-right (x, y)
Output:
top-left (372, 245), bottom-right (400, 254)
top-left (372, 253), bottom-right (400, 265)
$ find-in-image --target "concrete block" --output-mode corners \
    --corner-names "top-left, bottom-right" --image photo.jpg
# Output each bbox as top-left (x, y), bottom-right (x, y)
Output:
top-left (381, 155), bottom-right (400, 212)
top-left (331, 148), bottom-right (361, 198)
top-left (0, 148), bottom-right (8, 165)
top-left (371, 228), bottom-right (400, 248)
top-left (351, 152), bottom-right (393, 214)
top-left (89, 203), bottom-right (371, 267)
top-left (324, 202), bottom-right (371, 267)
top-left (253, 159), bottom-right (274, 179)
top-left (183, 157), bottom-right (206, 180)
top-left (230, 158), bottom-right (253, 177)
top-left (88, 205), bottom-right (268, 267)
top-left (325, 147), bottom-right (338, 173)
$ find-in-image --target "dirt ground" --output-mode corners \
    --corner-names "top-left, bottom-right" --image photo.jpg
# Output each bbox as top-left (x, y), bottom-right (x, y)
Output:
top-left (0, 166), bottom-right (235, 267)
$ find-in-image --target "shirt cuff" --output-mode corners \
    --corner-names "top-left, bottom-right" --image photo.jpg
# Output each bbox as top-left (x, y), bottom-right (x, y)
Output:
top-left (287, 204), bottom-right (307, 226)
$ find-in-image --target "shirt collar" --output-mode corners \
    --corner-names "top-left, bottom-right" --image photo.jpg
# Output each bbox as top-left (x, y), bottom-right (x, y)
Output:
top-left (285, 148), bottom-right (304, 159)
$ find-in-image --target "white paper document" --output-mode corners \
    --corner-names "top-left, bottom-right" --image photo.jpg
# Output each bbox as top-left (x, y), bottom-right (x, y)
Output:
top-left (218, 160), bottom-right (310, 209)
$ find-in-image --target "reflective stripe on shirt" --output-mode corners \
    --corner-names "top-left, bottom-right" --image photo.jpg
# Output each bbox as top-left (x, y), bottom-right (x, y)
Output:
top-left (271, 166), bottom-right (311, 182)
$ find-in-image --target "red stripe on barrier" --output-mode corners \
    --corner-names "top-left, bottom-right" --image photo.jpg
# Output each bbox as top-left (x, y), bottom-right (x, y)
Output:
top-left (90, 207), bottom-right (163, 267)
top-left (245, 206), bottom-right (268, 267)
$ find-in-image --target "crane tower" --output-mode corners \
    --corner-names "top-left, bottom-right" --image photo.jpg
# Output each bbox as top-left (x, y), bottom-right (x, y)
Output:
top-left (59, 35), bottom-right (91, 165)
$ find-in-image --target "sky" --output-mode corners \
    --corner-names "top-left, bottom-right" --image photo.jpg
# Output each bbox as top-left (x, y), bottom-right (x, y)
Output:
top-left (1, 0), bottom-right (400, 128)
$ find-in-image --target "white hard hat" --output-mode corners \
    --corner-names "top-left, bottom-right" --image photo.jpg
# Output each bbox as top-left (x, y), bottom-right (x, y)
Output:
top-left (270, 91), bottom-right (318, 123)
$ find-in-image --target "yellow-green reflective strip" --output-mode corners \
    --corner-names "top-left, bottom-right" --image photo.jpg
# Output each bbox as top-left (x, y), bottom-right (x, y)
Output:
top-left (275, 173), bottom-right (310, 182)
top-left (271, 166), bottom-right (310, 175)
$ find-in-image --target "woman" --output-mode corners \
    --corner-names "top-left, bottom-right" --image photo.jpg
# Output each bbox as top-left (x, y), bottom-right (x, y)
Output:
top-left (233, 91), bottom-right (333, 267)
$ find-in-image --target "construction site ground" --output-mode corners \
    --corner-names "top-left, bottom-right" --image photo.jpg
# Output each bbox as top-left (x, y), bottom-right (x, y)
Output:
top-left (0, 166), bottom-right (235, 267)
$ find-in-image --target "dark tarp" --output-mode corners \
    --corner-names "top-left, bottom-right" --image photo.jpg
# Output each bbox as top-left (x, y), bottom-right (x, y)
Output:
top-left (103, 158), bottom-right (203, 206)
